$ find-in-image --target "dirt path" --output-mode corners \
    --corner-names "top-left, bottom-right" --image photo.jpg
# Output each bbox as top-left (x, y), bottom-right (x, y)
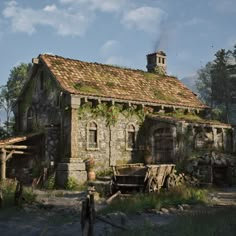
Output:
top-left (0, 187), bottom-right (235, 236)
top-left (209, 187), bottom-right (236, 206)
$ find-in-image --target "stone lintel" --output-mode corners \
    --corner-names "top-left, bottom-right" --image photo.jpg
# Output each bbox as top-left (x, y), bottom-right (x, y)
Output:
top-left (70, 95), bottom-right (81, 109)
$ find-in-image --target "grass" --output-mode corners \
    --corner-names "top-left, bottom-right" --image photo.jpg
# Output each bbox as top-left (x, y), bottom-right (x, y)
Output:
top-left (112, 207), bottom-right (236, 236)
top-left (0, 179), bottom-right (36, 208)
top-left (99, 185), bottom-right (209, 215)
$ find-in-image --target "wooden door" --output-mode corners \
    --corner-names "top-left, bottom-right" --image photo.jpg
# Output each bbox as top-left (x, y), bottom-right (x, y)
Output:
top-left (153, 127), bottom-right (174, 163)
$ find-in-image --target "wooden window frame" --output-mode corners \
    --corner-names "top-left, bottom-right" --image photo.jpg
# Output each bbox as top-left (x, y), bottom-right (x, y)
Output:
top-left (86, 121), bottom-right (99, 150)
top-left (126, 123), bottom-right (136, 151)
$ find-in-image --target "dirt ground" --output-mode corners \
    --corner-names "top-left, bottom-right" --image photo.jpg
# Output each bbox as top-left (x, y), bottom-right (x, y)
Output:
top-left (0, 187), bottom-right (235, 236)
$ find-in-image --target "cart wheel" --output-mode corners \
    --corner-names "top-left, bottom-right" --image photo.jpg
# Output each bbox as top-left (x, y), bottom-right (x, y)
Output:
top-left (165, 174), bottom-right (176, 189)
top-left (146, 177), bottom-right (159, 193)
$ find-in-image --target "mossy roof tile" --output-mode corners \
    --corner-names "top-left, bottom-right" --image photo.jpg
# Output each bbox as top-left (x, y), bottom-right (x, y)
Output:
top-left (40, 54), bottom-right (206, 109)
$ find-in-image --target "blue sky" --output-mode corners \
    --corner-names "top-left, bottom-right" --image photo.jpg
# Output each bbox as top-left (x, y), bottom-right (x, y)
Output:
top-left (0, 0), bottom-right (235, 87)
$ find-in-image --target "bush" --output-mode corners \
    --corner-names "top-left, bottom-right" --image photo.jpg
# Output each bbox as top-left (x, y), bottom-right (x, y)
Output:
top-left (0, 179), bottom-right (36, 208)
top-left (65, 177), bottom-right (83, 191)
top-left (43, 174), bottom-right (56, 190)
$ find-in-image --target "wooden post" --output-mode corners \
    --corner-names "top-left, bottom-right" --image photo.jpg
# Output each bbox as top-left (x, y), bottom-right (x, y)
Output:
top-left (0, 148), bottom-right (6, 181)
top-left (14, 181), bottom-right (23, 206)
top-left (0, 188), bottom-right (3, 208)
top-left (81, 189), bottom-right (95, 236)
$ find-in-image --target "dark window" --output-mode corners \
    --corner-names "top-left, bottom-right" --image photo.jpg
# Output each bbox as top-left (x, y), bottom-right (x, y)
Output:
top-left (40, 71), bottom-right (44, 90)
top-left (88, 122), bottom-right (98, 148)
top-left (231, 96), bottom-right (236, 104)
top-left (162, 58), bottom-right (165, 64)
top-left (127, 124), bottom-right (135, 149)
top-left (158, 57), bottom-right (161, 63)
top-left (27, 107), bottom-right (33, 131)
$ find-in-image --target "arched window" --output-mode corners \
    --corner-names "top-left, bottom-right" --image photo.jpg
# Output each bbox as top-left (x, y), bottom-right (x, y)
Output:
top-left (87, 121), bottom-right (98, 149)
top-left (27, 107), bottom-right (34, 131)
top-left (127, 124), bottom-right (135, 150)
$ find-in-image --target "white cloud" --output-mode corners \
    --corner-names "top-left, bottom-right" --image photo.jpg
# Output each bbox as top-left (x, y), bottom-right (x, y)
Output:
top-left (43, 4), bottom-right (58, 13)
top-left (122, 6), bottom-right (167, 33)
top-left (59, 0), bottom-right (128, 12)
top-left (2, 1), bottom-right (92, 36)
top-left (100, 40), bottom-right (120, 56)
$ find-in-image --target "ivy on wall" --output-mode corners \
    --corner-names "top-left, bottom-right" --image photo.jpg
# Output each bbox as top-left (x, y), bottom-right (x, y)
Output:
top-left (78, 102), bottom-right (152, 126)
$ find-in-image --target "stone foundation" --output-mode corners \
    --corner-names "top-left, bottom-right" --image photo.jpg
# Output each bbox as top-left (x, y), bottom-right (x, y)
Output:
top-left (56, 158), bottom-right (87, 187)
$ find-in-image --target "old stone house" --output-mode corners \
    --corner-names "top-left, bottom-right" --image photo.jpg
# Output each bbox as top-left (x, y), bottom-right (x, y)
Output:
top-left (11, 51), bottom-right (235, 186)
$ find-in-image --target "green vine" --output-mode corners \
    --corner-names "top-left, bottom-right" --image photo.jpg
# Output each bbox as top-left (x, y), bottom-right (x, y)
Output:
top-left (78, 103), bottom-right (152, 126)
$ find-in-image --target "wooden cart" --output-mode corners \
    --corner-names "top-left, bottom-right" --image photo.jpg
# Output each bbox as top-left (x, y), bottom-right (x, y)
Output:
top-left (110, 163), bottom-right (176, 193)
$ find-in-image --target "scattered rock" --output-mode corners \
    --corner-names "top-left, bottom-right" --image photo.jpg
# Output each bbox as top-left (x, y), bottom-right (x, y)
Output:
top-left (160, 208), bottom-right (169, 214)
top-left (177, 205), bottom-right (184, 211)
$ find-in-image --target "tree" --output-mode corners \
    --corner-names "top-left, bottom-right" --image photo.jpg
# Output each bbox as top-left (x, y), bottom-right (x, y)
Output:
top-left (0, 63), bottom-right (31, 134)
top-left (196, 46), bottom-right (236, 123)
top-left (196, 62), bottom-right (213, 107)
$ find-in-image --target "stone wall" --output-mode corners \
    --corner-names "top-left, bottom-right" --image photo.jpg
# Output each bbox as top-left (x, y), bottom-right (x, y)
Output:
top-left (76, 110), bottom-right (145, 171)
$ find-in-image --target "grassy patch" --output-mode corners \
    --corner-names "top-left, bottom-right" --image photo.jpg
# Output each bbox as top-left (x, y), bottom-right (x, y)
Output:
top-left (142, 72), bottom-right (159, 81)
top-left (112, 207), bottom-right (236, 236)
top-left (100, 185), bottom-right (208, 214)
top-left (73, 82), bottom-right (101, 94)
top-left (64, 177), bottom-right (87, 191)
top-left (106, 81), bottom-right (116, 87)
top-left (0, 180), bottom-right (36, 208)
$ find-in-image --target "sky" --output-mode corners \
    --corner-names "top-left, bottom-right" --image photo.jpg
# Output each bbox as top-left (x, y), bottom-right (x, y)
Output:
top-left (0, 0), bottom-right (236, 87)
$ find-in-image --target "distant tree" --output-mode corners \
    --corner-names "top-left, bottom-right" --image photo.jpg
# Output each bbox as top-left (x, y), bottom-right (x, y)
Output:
top-left (196, 46), bottom-right (236, 123)
top-left (0, 63), bottom-right (31, 134)
top-left (196, 62), bottom-right (213, 107)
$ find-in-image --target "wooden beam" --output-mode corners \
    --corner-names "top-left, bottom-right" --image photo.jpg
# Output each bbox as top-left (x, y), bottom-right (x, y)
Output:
top-left (6, 150), bottom-right (32, 155)
top-left (0, 148), bottom-right (6, 180)
top-left (3, 145), bottom-right (38, 150)
top-left (6, 150), bottom-right (15, 161)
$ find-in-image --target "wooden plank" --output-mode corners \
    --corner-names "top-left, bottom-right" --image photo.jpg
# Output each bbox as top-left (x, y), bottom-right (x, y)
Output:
top-left (4, 145), bottom-right (38, 150)
top-left (6, 150), bottom-right (32, 155)
top-left (0, 148), bottom-right (6, 180)
top-left (6, 150), bottom-right (15, 161)
top-left (106, 191), bottom-right (121, 204)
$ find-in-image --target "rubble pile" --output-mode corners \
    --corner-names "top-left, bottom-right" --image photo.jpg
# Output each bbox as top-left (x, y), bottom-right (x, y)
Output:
top-left (185, 152), bottom-right (236, 185)
top-left (167, 171), bottom-right (200, 188)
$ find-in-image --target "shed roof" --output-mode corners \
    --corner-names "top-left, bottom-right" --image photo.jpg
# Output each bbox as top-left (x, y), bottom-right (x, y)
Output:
top-left (40, 54), bottom-right (206, 109)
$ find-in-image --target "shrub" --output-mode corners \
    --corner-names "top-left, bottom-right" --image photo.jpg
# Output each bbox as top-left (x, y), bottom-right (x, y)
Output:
top-left (43, 174), bottom-right (56, 190)
top-left (64, 177), bottom-right (86, 191)
top-left (0, 179), bottom-right (36, 208)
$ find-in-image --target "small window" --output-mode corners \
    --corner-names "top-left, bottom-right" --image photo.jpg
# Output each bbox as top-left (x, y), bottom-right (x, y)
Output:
top-left (162, 58), bottom-right (165, 64)
top-left (27, 107), bottom-right (33, 131)
top-left (88, 121), bottom-right (98, 149)
top-left (127, 124), bottom-right (135, 149)
top-left (158, 57), bottom-right (161, 63)
top-left (231, 96), bottom-right (236, 104)
top-left (40, 71), bottom-right (44, 90)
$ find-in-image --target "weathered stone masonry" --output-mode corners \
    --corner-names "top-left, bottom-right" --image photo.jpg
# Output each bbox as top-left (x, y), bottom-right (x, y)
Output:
top-left (12, 53), bottom-right (236, 187)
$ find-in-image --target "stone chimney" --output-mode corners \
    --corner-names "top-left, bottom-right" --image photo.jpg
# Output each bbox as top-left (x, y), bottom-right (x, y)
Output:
top-left (146, 51), bottom-right (167, 74)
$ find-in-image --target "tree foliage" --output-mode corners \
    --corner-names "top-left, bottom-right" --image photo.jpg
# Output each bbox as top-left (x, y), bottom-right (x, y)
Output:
top-left (196, 45), bottom-right (236, 123)
top-left (0, 63), bottom-right (31, 135)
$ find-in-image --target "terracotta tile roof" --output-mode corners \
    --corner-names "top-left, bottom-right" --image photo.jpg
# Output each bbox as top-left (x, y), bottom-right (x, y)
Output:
top-left (40, 54), bottom-right (207, 109)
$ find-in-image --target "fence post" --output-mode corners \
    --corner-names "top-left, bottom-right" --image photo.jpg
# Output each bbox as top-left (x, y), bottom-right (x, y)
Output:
top-left (81, 187), bottom-right (95, 236)
top-left (0, 148), bottom-right (6, 181)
